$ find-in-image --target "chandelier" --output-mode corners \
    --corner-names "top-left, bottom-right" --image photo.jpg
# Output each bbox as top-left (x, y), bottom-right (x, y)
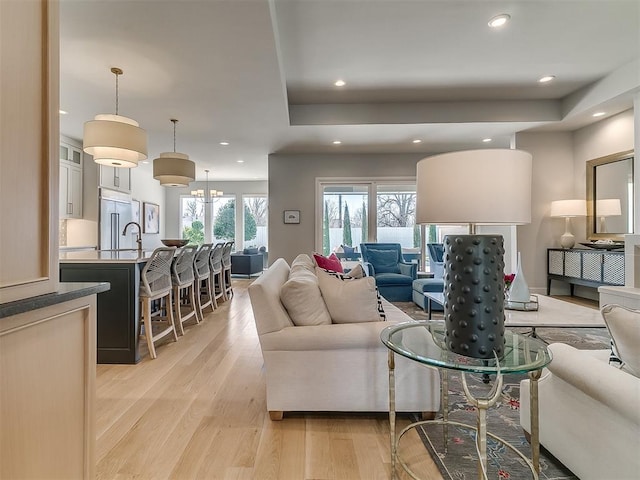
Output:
top-left (152, 118), bottom-right (196, 187)
top-left (83, 67), bottom-right (147, 168)
top-left (191, 169), bottom-right (223, 202)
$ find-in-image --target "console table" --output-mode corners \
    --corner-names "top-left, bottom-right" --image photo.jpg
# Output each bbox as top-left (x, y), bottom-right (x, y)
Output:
top-left (547, 248), bottom-right (624, 295)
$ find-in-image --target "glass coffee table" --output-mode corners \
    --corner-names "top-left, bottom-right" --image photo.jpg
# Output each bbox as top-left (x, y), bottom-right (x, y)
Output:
top-left (381, 321), bottom-right (551, 480)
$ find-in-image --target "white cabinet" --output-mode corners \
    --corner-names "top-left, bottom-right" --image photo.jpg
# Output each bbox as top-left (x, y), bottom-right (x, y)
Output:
top-left (60, 142), bottom-right (83, 219)
top-left (99, 165), bottom-right (131, 193)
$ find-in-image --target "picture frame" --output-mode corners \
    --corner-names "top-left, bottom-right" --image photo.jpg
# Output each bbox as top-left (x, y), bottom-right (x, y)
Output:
top-left (143, 202), bottom-right (160, 234)
top-left (131, 199), bottom-right (141, 225)
top-left (283, 210), bottom-right (300, 224)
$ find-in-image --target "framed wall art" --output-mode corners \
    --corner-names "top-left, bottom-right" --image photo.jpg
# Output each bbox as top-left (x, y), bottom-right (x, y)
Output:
top-left (283, 210), bottom-right (300, 224)
top-left (143, 202), bottom-right (160, 234)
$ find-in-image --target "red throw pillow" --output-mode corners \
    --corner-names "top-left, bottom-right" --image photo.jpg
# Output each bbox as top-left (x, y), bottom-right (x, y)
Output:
top-left (313, 252), bottom-right (344, 273)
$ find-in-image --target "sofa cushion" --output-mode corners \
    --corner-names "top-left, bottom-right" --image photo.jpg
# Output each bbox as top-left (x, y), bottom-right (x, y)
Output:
top-left (313, 252), bottom-right (343, 272)
top-left (601, 305), bottom-right (640, 377)
top-left (316, 267), bottom-right (383, 324)
top-left (280, 268), bottom-right (331, 327)
top-left (367, 248), bottom-right (400, 274)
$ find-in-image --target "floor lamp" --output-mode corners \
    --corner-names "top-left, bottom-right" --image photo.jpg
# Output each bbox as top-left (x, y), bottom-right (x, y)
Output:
top-left (416, 149), bottom-right (532, 358)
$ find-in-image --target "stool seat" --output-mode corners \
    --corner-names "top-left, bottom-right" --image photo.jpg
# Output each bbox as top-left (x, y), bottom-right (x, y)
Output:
top-left (412, 277), bottom-right (445, 311)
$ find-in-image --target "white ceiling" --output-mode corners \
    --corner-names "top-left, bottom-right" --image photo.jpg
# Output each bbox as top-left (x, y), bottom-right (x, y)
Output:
top-left (59, 0), bottom-right (640, 181)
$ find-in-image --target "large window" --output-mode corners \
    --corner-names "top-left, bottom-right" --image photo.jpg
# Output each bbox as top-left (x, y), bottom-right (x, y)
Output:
top-left (320, 184), bottom-right (369, 255)
top-left (211, 196), bottom-right (236, 245)
top-left (243, 195), bottom-right (268, 250)
top-left (181, 197), bottom-right (205, 245)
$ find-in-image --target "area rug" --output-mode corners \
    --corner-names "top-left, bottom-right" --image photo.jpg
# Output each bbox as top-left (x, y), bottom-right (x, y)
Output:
top-left (393, 301), bottom-right (611, 480)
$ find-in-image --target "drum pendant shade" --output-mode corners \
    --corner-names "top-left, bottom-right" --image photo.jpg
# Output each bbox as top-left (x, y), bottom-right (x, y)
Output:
top-left (153, 152), bottom-right (196, 187)
top-left (84, 114), bottom-right (147, 168)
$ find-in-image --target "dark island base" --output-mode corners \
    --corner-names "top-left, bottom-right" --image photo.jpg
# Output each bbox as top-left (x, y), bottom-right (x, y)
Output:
top-left (60, 263), bottom-right (142, 364)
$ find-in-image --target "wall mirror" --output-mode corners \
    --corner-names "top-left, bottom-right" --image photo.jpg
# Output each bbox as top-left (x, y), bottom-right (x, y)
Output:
top-left (586, 150), bottom-right (634, 241)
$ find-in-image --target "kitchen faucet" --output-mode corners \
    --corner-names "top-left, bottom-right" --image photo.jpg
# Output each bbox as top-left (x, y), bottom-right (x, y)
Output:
top-left (122, 222), bottom-right (143, 252)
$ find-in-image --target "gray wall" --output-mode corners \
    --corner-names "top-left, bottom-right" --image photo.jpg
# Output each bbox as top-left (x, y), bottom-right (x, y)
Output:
top-left (268, 153), bottom-right (425, 264)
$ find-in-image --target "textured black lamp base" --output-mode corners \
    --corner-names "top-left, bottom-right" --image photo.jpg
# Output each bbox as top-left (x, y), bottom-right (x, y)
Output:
top-left (443, 234), bottom-right (506, 359)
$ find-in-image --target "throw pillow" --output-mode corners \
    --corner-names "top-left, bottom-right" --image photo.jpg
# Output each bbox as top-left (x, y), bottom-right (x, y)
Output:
top-left (601, 304), bottom-right (640, 377)
top-left (312, 252), bottom-right (344, 273)
top-left (280, 268), bottom-right (331, 326)
top-left (316, 267), bottom-right (384, 323)
top-left (290, 253), bottom-right (315, 274)
top-left (367, 248), bottom-right (400, 274)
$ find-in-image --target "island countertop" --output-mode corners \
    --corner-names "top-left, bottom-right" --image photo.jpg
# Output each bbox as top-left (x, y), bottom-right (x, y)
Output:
top-left (59, 249), bottom-right (159, 264)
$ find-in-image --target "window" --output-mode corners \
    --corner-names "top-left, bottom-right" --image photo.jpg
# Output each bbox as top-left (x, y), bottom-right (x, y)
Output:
top-left (320, 184), bottom-right (369, 255)
top-left (243, 195), bottom-right (268, 250)
top-left (180, 196), bottom-right (205, 245)
top-left (211, 196), bottom-right (235, 244)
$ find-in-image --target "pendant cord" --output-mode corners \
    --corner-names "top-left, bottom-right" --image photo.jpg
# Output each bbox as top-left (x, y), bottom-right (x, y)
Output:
top-left (114, 72), bottom-right (119, 115)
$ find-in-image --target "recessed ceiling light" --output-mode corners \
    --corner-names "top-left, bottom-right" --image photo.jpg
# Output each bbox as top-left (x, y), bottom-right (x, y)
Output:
top-left (538, 75), bottom-right (556, 83)
top-left (219, 141), bottom-right (229, 146)
top-left (488, 14), bottom-right (510, 28)
top-left (482, 138), bottom-right (492, 143)
top-left (334, 79), bottom-right (346, 87)
top-left (332, 140), bottom-right (342, 145)
top-left (59, 109), bottom-right (68, 115)
top-left (141, 160), bottom-right (149, 164)
top-left (237, 160), bottom-right (244, 163)
top-left (412, 139), bottom-right (422, 144)
top-left (592, 112), bottom-right (606, 117)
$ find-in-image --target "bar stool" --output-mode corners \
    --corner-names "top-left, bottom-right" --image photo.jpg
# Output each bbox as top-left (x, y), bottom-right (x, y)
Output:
top-left (139, 247), bottom-right (178, 359)
top-left (194, 243), bottom-right (215, 321)
top-left (171, 245), bottom-right (199, 335)
top-left (221, 241), bottom-right (234, 300)
top-left (209, 242), bottom-right (225, 306)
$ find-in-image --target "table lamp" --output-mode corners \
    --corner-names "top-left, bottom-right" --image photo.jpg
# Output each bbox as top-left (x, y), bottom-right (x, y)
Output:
top-left (550, 200), bottom-right (587, 249)
top-left (596, 198), bottom-right (621, 233)
top-left (416, 149), bottom-right (532, 358)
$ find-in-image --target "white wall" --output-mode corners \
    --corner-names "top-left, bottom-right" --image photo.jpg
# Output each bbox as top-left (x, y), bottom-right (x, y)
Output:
top-left (130, 163), bottom-right (168, 250)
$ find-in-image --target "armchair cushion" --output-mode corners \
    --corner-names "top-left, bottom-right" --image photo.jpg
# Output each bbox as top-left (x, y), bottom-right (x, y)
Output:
top-left (601, 304), bottom-right (640, 377)
top-left (375, 272), bottom-right (414, 286)
top-left (366, 248), bottom-right (400, 274)
top-left (316, 267), bottom-right (383, 324)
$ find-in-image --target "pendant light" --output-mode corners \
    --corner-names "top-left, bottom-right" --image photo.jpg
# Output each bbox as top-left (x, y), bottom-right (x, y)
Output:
top-left (191, 169), bottom-right (223, 201)
top-left (153, 119), bottom-right (196, 187)
top-left (83, 67), bottom-right (148, 168)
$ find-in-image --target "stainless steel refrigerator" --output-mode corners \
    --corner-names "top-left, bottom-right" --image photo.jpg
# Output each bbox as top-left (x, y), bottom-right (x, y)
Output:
top-left (99, 188), bottom-right (135, 250)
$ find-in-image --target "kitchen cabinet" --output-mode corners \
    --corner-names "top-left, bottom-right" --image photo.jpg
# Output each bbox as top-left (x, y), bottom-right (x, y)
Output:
top-left (60, 142), bottom-right (83, 218)
top-left (100, 164), bottom-right (131, 193)
top-left (547, 248), bottom-right (624, 295)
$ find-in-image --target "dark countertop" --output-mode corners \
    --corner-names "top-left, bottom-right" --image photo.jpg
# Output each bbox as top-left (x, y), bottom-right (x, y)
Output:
top-left (59, 249), bottom-right (157, 264)
top-left (0, 282), bottom-right (111, 319)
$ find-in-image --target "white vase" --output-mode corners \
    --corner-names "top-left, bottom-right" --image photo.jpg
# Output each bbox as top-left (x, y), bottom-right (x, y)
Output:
top-left (508, 252), bottom-right (530, 303)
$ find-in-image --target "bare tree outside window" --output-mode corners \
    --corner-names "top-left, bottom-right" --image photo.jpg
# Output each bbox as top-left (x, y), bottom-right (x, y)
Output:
top-left (377, 193), bottom-right (416, 227)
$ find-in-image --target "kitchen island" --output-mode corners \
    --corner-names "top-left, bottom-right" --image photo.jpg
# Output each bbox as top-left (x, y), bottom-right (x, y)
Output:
top-left (60, 249), bottom-right (158, 364)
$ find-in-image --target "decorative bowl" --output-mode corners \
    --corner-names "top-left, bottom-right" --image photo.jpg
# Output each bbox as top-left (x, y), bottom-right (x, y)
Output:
top-left (161, 239), bottom-right (189, 247)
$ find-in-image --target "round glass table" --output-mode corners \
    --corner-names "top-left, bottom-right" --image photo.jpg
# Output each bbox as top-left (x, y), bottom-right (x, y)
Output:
top-left (381, 321), bottom-right (552, 480)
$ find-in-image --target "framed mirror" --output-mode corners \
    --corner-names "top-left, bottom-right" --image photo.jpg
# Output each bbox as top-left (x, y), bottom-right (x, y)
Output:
top-left (586, 150), bottom-right (634, 241)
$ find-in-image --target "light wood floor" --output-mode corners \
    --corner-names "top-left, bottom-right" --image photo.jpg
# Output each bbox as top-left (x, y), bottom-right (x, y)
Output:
top-left (95, 279), bottom-right (443, 480)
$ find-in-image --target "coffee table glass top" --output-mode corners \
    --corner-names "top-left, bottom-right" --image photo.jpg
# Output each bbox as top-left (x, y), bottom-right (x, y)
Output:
top-left (381, 321), bottom-right (551, 375)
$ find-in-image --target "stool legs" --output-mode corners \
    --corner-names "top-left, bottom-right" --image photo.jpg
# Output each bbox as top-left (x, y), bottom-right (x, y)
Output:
top-left (140, 291), bottom-right (179, 359)
top-left (173, 282), bottom-right (199, 336)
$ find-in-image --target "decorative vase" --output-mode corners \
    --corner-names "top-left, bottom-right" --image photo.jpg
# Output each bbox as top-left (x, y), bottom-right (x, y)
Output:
top-left (507, 252), bottom-right (530, 303)
top-left (442, 234), bottom-right (505, 359)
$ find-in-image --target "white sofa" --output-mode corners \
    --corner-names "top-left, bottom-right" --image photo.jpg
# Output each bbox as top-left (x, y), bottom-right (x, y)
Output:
top-left (520, 342), bottom-right (640, 480)
top-left (248, 256), bottom-right (440, 419)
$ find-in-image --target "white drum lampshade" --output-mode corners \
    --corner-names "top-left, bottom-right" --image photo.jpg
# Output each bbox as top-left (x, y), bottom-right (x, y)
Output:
top-left (83, 114), bottom-right (148, 168)
top-left (153, 152), bottom-right (196, 187)
top-left (550, 199), bottom-right (587, 249)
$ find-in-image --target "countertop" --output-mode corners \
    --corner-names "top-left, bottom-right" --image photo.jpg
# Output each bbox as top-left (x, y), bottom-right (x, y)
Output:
top-left (0, 282), bottom-right (111, 318)
top-left (59, 249), bottom-right (158, 264)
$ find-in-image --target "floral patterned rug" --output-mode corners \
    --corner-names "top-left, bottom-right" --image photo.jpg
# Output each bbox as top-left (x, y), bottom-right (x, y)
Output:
top-left (393, 301), bottom-right (611, 480)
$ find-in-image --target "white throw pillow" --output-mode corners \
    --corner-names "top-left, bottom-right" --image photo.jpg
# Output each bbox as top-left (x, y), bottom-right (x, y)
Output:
top-left (316, 267), bottom-right (382, 324)
top-left (290, 253), bottom-right (315, 274)
top-left (280, 268), bottom-right (331, 326)
top-left (601, 304), bottom-right (640, 377)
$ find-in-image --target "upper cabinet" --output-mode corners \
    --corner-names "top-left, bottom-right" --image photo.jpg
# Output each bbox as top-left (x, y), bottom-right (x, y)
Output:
top-left (60, 142), bottom-right (83, 218)
top-left (99, 165), bottom-right (131, 193)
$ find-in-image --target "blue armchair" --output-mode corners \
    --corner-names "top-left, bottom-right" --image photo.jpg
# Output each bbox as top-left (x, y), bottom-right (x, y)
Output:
top-left (426, 243), bottom-right (445, 278)
top-left (360, 243), bottom-right (417, 302)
